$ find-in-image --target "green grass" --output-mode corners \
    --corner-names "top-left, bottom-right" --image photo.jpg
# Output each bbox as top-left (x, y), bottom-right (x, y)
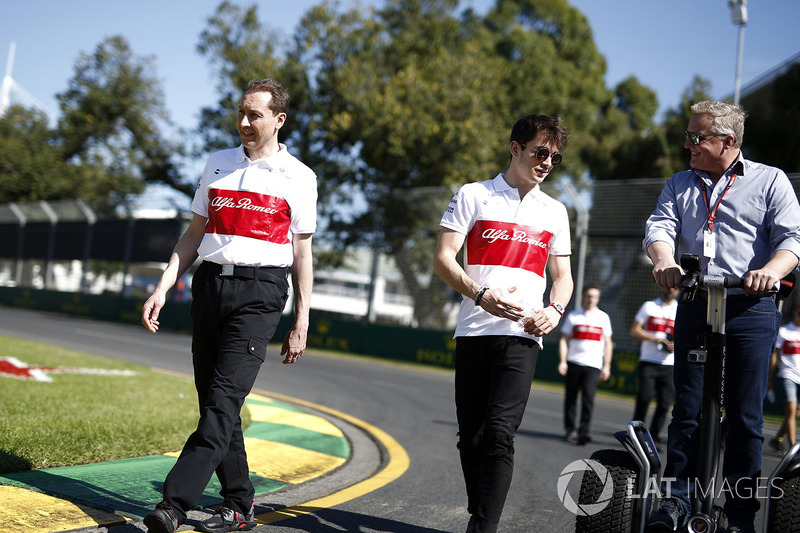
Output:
top-left (0, 336), bottom-right (229, 474)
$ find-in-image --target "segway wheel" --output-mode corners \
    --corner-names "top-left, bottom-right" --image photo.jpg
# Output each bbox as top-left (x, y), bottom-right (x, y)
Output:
top-left (767, 475), bottom-right (800, 532)
top-left (575, 449), bottom-right (637, 533)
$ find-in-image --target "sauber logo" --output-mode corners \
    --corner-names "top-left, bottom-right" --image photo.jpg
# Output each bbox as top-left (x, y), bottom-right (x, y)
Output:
top-left (211, 196), bottom-right (280, 214)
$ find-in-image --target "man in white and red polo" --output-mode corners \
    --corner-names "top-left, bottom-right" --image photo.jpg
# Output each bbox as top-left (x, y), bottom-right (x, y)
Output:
top-left (434, 114), bottom-right (573, 533)
top-left (630, 286), bottom-right (679, 445)
top-left (141, 78), bottom-right (316, 533)
top-left (559, 284), bottom-right (613, 445)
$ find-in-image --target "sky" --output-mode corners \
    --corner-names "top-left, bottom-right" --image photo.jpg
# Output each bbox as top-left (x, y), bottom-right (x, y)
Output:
top-left (1, 0), bottom-right (799, 206)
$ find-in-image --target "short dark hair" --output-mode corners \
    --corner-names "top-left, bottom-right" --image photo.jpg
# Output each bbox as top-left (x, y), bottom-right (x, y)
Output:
top-left (243, 78), bottom-right (290, 115)
top-left (582, 283), bottom-right (600, 296)
top-left (510, 114), bottom-right (569, 150)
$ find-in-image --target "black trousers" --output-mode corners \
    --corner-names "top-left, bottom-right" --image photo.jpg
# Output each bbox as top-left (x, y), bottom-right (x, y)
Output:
top-left (162, 261), bottom-right (289, 520)
top-left (563, 362), bottom-right (601, 438)
top-left (455, 335), bottom-right (539, 532)
top-left (632, 361), bottom-right (675, 441)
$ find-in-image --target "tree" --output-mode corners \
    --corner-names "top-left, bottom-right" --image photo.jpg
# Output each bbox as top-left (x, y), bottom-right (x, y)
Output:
top-left (0, 105), bottom-right (120, 205)
top-left (0, 106), bottom-right (80, 202)
top-left (660, 76), bottom-right (715, 175)
top-left (57, 36), bottom-right (188, 198)
top-left (196, 0), bottom-right (667, 327)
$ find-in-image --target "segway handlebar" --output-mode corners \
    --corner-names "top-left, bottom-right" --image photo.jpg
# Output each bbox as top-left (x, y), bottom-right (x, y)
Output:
top-left (678, 253), bottom-right (796, 304)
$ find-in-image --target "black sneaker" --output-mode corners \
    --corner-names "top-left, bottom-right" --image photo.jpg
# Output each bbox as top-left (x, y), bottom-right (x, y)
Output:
top-left (647, 498), bottom-right (684, 532)
top-left (577, 434), bottom-right (592, 445)
top-left (143, 502), bottom-right (180, 533)
top-left (769, 435), bottom-right (784, 454)
top-left (198, 504), bottom-right (256, 533)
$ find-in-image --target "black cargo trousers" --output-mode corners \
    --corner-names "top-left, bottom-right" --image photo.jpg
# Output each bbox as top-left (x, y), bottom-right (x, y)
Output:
top-left (161, 260), bottom-right (289, 521)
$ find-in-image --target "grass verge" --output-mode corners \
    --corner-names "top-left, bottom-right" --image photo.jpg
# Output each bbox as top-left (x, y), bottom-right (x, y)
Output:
top-left (0, 336), bottom-right (230, 473)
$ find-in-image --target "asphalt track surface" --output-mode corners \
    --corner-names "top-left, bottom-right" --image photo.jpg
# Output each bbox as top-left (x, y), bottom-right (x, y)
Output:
top-left (0, 306), bottom-right (786, 532)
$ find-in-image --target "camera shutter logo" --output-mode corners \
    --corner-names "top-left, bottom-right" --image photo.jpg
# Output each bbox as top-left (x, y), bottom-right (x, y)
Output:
top-left (557, 459), bottom-right (613, 516)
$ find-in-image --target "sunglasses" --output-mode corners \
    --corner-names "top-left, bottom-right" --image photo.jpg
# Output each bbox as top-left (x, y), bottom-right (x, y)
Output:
top-left (520, 144), bottom-right (562, 166)
top-left (684, 130), bottom-right (728, 146)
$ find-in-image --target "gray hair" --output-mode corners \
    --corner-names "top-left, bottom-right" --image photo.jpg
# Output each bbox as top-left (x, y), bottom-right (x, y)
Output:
top-left (690, 101), bottom-right (747, 148)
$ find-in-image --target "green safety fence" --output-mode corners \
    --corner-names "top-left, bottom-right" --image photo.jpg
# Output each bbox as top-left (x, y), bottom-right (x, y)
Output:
top-left (0, 286), bottom-right (784, 415)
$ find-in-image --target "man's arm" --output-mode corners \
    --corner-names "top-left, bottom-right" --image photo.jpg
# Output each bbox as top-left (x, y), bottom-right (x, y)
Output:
top-left (524, 254), bottom-right (573, 337)
top-left (600, 335), bottom-right (613, 381)
top-left (142, 213), bottom-right (207, 333)
top-left (433, 228), bottom-right (525, 320)
top-left (558, 334), bottom-right (569, 376)
top-left (647, 241), bottom-right (683, 290)
top-left (745, 249), bottom-right (800, 296)
top-left (630, 319), bottom-right (669, 351)
top-left (281, 232), bottom-right (313, 364)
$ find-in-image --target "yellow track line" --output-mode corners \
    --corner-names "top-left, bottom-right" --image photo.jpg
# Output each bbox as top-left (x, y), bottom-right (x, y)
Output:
top-left (250, 387), bottom-right (411, 524)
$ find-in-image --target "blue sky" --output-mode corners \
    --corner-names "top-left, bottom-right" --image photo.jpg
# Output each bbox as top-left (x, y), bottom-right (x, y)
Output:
top-left (1, 0), bottom-right (798, 183)
top-left (3, 0), bottom-right (798, 129)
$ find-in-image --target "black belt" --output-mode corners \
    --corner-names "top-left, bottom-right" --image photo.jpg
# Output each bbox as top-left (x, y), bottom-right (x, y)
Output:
top-left (203, 261), bottom-right (288, 282)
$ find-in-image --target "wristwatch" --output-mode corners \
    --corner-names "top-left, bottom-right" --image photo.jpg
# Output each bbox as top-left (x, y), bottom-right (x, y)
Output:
top-left (549, 302), bottom-right (565, 316)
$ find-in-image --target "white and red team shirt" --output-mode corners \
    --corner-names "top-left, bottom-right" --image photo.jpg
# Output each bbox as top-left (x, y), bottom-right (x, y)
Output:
top-left (634, 297), bottom-right (677, 365)
top-left (440, 174), bottom-right (571, 343)
top-left (776, 322), bottom-right (800, 384)
top-left (561, 307), bottom-right (613, 370)
top-left (191, 145), bottom-right (317, 267)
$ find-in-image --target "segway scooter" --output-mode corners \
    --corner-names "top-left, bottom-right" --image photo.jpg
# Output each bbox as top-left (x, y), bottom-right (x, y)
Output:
top-left (575, 253), bottom-right (795, 533)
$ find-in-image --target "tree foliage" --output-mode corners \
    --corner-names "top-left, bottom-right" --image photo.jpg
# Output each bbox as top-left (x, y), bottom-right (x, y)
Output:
top-left (57, 36), bottom-right (188, 197)
top-left (0, 36), bottom-right (187, 206)
top-left (0, 106), bottom-right (84, 202)
top-left (194, 0), bottom-right (685, 327)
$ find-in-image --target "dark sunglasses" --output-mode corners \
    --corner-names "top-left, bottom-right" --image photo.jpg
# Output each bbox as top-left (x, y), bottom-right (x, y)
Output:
top-left (520, 144), bottom-right (562, 166)
top-left (684, 130), bottom-right (728, 146)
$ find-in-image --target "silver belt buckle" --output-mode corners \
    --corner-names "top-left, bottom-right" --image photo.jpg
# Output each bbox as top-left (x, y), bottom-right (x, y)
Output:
top-left (221, 264), bottom-right (234, 276)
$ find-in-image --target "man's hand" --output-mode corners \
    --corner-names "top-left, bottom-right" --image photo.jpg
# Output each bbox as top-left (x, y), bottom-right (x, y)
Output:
top-left (744, 267), bottom-right (781, 296)
top-left (478, 287), bottom-right (526, 322)
top-left (142, 291), bottom-right (166, 333)
top-left (281, 325), bottom-right (307, 364)
top-left (523, 306), bottom-right (561, 337)
top-left (652, 259), bottom-right (684, 290)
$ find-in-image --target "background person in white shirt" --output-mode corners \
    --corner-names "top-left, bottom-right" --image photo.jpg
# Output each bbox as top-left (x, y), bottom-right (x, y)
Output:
top-left (768, 305), bottom-right (800, 453)
top-left (559, 284), bottom-right (613, 445)
top-left (630, 286), bottom-right (680, 445)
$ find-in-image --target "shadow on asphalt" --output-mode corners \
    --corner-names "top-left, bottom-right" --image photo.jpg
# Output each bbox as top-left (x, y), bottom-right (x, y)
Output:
top-left (267, 507), bottom-right (452, 532)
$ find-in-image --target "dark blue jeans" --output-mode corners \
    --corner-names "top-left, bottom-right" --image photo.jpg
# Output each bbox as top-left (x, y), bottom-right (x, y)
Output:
top-left (162, 261), bottom-right (289, 521)
top-left (455, 335), bottom-right (539, 532)
top-left (663, 295), bottom-right (779, 524)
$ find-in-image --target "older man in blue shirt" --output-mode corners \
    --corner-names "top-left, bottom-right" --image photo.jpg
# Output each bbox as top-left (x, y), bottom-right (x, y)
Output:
top-left (644, 101), bottom-right (800, 533)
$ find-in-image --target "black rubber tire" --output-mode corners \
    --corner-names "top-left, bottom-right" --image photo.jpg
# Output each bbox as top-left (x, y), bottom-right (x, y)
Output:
top-left (766, 474), bottom-right (800, 532)
top-left (575, 448), bottom-right (638, 533)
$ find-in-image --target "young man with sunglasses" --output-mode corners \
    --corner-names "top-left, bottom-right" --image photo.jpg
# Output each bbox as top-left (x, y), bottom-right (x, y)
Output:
top-left (433, 114), bottom-right (573, 533)
top-left (644, 101), bottom-right (800, 533)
